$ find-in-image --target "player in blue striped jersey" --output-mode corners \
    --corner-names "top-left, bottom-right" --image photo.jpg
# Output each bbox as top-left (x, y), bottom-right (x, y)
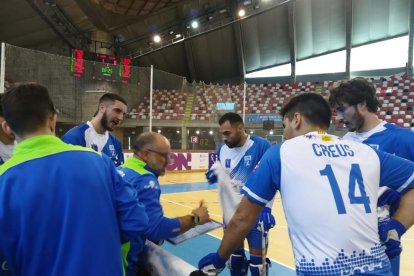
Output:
top-left (62, 93), bottom-right (126, 166)
top-left (198, 93), bottom-right (414, 276)
top-left (329, 78), bottom-right (414, 275)
top-left (206, 112), bottom-right (273, 276)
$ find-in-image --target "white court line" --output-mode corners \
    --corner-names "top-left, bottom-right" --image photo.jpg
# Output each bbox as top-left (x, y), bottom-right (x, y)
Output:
top-left (206, 232), bottom-right (295, 270)
top-left (161, 197), bottom-right (295, 271)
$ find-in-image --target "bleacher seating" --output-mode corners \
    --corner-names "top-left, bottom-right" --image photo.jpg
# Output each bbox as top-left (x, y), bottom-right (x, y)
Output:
top-left (132, 89), bottom-right (186, 120)
top-left (129, 75), bottom-right (414, 130)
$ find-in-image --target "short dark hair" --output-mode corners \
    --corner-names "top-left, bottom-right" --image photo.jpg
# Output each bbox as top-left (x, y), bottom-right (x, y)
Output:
top-left (280, 93), bottom-right (331, 129)
top-left (1, 83), bottom-right (56, 136)
top-left (328, 78), bottom-right (379, 112)
top-left (99, 93), bottom-right (127, 106)
top-left (219, 112), bottom-right (243, 126)
top-left (133, 132), bottom-right (156, 152)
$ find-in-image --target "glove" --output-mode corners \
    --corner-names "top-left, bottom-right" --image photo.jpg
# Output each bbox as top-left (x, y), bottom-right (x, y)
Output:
top-left (378, 189), bottom-right (401, 217)
top-left (198, 252), bottom-right (227, 275)
top-left (256, 207), bottom-right (276, 232)
top-left (205, 169), bottom-right (218, 184)
top-left (379, 218), bottom-right (406, 259)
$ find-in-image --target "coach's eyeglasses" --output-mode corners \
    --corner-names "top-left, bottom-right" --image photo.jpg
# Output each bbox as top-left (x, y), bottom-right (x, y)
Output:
top-left (146, 148), bottom-right (170, 161)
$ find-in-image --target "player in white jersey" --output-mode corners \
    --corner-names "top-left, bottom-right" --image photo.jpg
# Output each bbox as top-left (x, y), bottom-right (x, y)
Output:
top-left (62, 93), bottom-right (126, 166)
top-left (198, 93), bottom-right (414, 276)
top-left (206, 112), bottom-right (273, 276)
top-left (329, 78), bottom-right (414, 275)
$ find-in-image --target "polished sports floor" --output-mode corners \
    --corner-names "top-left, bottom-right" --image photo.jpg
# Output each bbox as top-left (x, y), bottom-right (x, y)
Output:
top-left (158, 171), bottom-right (413, 276)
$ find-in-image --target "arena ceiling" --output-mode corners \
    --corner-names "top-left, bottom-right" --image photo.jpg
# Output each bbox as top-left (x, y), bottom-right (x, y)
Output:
top-left (0, 0), bottom-right (412, 83)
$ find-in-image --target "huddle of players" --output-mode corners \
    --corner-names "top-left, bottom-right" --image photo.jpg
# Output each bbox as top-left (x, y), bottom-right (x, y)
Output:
top-left (1, 77), bottom-right (414, 276)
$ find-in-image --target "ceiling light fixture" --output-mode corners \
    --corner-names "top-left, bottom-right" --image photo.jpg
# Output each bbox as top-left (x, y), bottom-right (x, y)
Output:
top-left (153, 34), bottom-right (161, 43)
top-left (191, 20), bottom-right (199, 29)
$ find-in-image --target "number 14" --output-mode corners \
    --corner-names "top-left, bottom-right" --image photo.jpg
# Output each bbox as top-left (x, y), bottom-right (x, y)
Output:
top-left (320, 164), bottom-right (371, 214)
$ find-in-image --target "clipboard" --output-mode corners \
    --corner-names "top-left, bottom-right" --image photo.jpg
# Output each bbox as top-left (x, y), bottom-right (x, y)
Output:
top-left (167, 220), bottom-right (222, 245)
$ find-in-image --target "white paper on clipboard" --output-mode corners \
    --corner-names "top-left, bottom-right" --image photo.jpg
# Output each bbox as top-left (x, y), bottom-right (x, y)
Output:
top-left (167, 220), bottom-right (222, 245)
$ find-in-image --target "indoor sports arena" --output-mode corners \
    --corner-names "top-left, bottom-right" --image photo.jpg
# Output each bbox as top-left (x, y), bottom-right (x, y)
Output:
top-left (1, 0), bottom-right (413, 275)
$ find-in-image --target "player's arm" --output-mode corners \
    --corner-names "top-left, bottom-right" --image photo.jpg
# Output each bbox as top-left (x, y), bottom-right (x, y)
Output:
top-left (147, 200), bottom-right (210, 241)
top-left (376, 149), bottom-right (414, 257)
top-left (218, 197), bottom-right (263, 258)
top-left (177, 200), bottom-right (210, 234)
top-left (393, 187), bottom-right (414, 230)
top-left (109, 158), bottom-right (149, 241)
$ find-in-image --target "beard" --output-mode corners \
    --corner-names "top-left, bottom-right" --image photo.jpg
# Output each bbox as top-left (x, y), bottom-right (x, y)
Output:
top-left (100, 112), bottom-right (114, 132)
top-left (224, 136), bottom-right (241, 148)
top-left (347, 111), bottom-right (365, 132)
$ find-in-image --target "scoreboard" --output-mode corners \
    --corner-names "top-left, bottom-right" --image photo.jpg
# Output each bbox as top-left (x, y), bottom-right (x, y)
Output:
top-left (93, 53), bottom-right (118, 81)
top-left (70, 49), bottom-right (132, 83)
top-left (93, 53), bottom-right (131, 83)
top-left (70, 49), bottom-right (85, 77)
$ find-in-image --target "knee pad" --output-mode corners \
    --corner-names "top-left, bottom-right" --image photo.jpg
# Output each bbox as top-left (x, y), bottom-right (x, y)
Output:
top-left (249, 255), bottom-right (271, 276)
top-left (247, 225), bottom-right (269, 250)
top-left (227, 249), bottom-right (248, 276)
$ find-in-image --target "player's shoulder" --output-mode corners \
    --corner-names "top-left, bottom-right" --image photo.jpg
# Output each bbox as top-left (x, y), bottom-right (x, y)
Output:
top-left (108, 132), bottom-right (121, 144)
top-left (132, 173), bottom-right (159, 190)
top-left (373, 123), bottom-right (414, 146)
top-left (383, 123), bottom-right (414, 136)
top-left (63, 123), bottom-right (89, 138)
top-left (250, 135), bottom-right (271, 146)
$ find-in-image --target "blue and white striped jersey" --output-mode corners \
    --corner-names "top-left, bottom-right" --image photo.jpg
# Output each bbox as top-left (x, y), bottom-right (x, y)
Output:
top-left (217, 135), bottom-right (271, 225)
top-left (62, 121), bottom-right (124, 166)
top-left (242, 131), bottom-right (414, 275)
top-left (343, 121), bottom-right (414, 161)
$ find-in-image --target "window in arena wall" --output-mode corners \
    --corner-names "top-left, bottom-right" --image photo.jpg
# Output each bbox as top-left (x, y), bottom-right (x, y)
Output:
top-left (245, 63), bottom-right (291, 79)
top-left (296, 51), bottom-right (346, 76)
top-left (351, 35), bottom-right (408, 71)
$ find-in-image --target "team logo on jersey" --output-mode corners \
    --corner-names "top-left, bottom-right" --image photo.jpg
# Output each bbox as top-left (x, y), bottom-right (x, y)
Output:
top-left (321, 135), bottom-right (333, 142)
top-left (144, 180), bottom-right (156, 189)
top-left (225, 159), bottom-right (231, 168)
top-left (304, 134), bottom-right (315, 139)
top-left (244, 155), bottom-right (252, 167)
top-left (109, 145), bottom-right (115, 155)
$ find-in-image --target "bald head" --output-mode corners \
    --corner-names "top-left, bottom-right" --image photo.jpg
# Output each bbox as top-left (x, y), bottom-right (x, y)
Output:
top-left (133, 132), bottom-right (171, 176)
top-left (133, 132), bottom-right (170, 153)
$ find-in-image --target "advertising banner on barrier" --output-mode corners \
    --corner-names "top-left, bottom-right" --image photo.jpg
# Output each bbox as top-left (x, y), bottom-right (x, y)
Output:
top-left (124, 152), bottom-right (214, 171)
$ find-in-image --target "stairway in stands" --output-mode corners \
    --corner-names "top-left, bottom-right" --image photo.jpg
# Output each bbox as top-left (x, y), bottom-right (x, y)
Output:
top-left (182, 91), bottom-right (195, 125)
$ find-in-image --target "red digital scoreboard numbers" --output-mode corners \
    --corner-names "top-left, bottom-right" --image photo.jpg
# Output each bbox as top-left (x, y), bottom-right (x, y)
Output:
top-left (70, 49), bottom-right (85, 77)
top-left (121, 58), bottom-right (131, 83)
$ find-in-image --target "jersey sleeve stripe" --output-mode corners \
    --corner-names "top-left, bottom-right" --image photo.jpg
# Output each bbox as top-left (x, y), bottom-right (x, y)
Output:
top-left (397, 171), bottom-right (414, 193)
top-left (242, 186), bottom-right (268, 205)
